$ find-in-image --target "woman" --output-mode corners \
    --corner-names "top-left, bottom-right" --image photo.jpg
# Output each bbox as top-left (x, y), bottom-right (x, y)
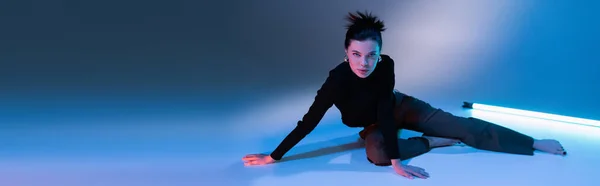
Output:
top-left (242, 11), bottom-right (566, 179)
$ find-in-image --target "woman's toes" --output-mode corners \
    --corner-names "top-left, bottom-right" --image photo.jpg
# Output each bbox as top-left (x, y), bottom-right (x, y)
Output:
top-left (559, 147), bottom-right (567, 156)
top-left (534, 139), bottom-right (567, 156)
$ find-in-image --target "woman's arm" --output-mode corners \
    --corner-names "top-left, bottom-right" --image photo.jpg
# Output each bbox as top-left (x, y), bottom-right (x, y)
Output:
top-left (376, 55), bottom-right (429, 179)
top-left (376, 55), bottom-right (401, 160)
top-left (269, 71), bottom-right (339, 161)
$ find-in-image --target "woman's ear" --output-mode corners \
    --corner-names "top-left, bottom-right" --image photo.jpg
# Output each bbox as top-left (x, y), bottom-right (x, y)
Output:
top-left (344, 50), bottom-right (348, 62)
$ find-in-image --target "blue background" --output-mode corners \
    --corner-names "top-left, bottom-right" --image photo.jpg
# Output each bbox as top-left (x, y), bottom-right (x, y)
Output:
top-left (1, 0), bottom-right (598, 126)
top-left (1, 1), bottom-right (599, 185)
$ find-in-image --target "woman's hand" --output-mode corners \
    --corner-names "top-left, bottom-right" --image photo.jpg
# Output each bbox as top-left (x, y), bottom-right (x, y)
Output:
top-left (391, 159), bottom-right (429, 179)
top-left (242, 154), bottom-right (276, 166)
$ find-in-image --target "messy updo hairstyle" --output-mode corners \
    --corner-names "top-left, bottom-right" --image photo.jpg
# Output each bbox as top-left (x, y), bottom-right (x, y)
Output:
top-left (344, 11), bottom-right (386, 50)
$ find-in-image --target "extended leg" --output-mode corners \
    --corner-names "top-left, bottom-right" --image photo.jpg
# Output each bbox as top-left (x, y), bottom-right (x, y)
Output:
top-left (425, 110), bottom-right (535, 155)
top-left (404, 96), bottom-right (536, 155)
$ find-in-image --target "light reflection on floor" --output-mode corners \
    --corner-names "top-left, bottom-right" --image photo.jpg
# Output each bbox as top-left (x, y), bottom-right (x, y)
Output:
top-left (0, 102), bottom-right (598, 186)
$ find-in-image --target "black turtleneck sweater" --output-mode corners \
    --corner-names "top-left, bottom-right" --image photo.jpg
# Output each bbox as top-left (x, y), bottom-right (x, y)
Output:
top-left (269, 54), bottom-right (400, 161)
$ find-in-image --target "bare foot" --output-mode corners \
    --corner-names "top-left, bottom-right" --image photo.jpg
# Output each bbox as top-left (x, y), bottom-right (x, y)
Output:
top-left (534, 139), bottom-right (567, 156)
top-left (423, 136), bottom-right (460, 148)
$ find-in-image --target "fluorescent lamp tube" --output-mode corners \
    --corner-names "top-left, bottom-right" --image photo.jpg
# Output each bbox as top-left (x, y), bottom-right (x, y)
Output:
top-left (463, 102), bottom-right (600, 128)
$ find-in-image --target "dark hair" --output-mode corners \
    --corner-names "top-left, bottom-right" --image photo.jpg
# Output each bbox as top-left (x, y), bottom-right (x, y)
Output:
top-left (344, 11), bottom-right (386, 49)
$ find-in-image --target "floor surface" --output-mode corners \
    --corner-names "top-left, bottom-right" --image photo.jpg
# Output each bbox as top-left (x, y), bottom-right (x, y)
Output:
top-left (1, 98), bottom-right (598, 186)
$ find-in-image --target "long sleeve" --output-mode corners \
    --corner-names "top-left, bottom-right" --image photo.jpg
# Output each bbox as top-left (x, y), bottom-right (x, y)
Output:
top-left (376, 55), bottom-right (401, 159)
top-left (269, 71), bottom-right (339, 160)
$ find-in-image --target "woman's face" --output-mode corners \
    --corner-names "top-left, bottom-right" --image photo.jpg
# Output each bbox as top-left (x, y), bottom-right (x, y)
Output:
top-left (345, 39), bottom-right (381, 78)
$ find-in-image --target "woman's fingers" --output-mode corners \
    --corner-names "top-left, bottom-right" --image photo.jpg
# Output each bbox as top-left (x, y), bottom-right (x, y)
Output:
top-left (243, 154), bottom-right (276, 166)
top-left (420, 170), bottom-right (430, 177)
top-left (404, 166), bottom-right (429, 179)
top-left (243, 154), bottom-right (258, 158)
top-left (242, 156), bottom-right (257, 161)
top-left (392, 166), bottom-right (413, 179)
top-left (406, 168), bottom-right (428, 179)
top-left (244, 160), bottom-right (268, 166)
top-left (409, 165), bottom-right (425, 172)
top-left (407, 165), bottom-right (428, 176)
top-left (242, 154), bottom-right (264, 160)
top-left (244, 159), bottom-right (257, 166)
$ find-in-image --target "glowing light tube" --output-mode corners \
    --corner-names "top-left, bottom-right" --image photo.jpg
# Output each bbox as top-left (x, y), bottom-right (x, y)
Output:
top-left (462, 102), bottom-right (600, 128)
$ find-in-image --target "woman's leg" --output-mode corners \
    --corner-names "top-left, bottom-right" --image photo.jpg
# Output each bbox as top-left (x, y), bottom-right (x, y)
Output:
top-left (402, 95), bottom-right (537, 155)
top-left (362, 90), bottom-right (456, 166)
top-left (364, 90), bottom-right (565, 166)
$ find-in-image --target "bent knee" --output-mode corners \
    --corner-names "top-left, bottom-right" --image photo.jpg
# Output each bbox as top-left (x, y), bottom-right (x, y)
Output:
top-left (365, 131), bottom-right (392, 166)
top-left (366, 149), bottom-right (392, 166)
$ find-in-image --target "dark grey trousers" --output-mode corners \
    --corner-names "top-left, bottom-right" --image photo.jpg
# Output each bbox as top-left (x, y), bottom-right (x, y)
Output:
top-left (362, 90), bottom-right (535, 166)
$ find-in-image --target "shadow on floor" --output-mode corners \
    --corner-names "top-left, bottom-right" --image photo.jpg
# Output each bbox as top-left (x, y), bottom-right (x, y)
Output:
top-left (221, 132), bottom-right (481, 185)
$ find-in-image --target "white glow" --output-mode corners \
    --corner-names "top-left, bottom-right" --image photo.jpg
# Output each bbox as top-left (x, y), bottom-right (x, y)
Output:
top-left (470, 109), bottom-right (600, 143)
top-left (384, 1), bottom-right (530, 95)
top-left (379, 0), bottom-right (600, 133)
top-left (228, 90), bottom-right (342, 138)
top-left (471, 103), bottom-right (600, 128)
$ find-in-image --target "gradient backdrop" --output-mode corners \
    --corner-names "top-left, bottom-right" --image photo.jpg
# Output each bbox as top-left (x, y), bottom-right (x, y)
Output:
top-left (1, 0), bottom-right (599, 141)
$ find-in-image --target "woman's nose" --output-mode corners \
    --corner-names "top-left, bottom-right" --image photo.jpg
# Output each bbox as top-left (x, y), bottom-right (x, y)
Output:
top-left (361, 59), bottom-right (369, 66)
